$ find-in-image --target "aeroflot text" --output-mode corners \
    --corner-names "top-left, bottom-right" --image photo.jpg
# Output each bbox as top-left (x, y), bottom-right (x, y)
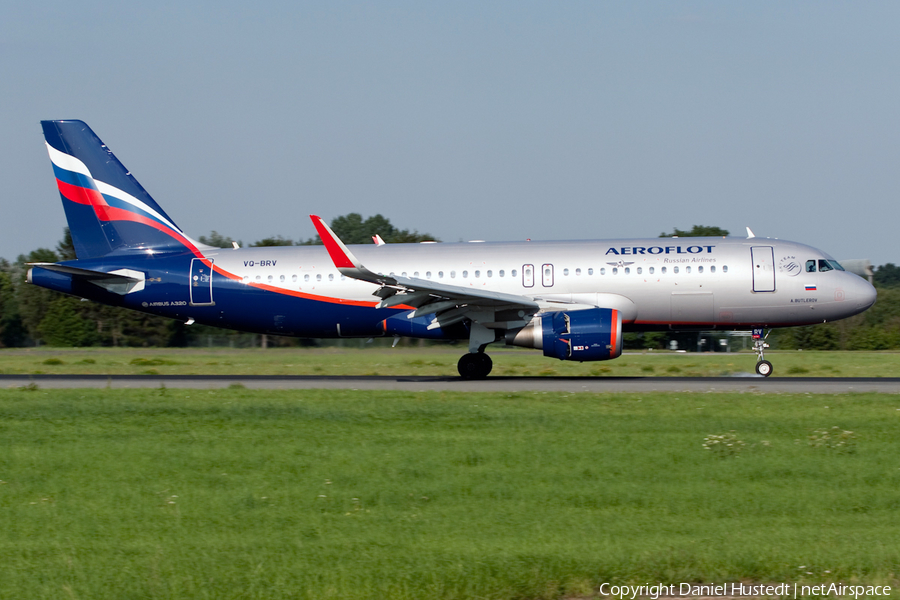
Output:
top-left (605, 245), bottom-right (715, 256)
top-left (597, 582), bottom-right (891, 599)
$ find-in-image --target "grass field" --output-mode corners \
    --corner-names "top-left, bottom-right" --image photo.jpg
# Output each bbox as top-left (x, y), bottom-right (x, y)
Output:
top-left (1, 388), bottom-right (899, 599)
top-left (2, 346), bottom-right (900, 377)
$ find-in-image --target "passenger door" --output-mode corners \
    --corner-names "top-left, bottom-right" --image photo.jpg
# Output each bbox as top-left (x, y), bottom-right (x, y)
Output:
top-left (190, 258), bottom-right (215, 305)
top-left (751, 246), bottom-right (775, 292)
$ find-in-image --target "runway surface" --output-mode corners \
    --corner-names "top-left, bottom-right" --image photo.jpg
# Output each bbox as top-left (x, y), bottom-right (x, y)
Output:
top-left (3, 374), bottom-right (900, 393)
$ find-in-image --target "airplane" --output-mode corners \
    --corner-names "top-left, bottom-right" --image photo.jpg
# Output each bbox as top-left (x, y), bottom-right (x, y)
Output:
top-left (28, 120), bottom-right (877, 378)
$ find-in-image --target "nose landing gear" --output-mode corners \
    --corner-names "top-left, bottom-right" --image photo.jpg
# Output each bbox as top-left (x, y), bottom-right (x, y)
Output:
top-left (752, 328), bottom-right (772, 377)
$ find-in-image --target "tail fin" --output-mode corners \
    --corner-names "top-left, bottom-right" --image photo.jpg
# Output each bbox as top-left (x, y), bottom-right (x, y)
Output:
top-left (41, 120), bottom-right (200, 259)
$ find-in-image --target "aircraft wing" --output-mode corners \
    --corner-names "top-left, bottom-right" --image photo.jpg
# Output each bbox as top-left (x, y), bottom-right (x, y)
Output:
top-left (310, 216), bottom-right (539, 331)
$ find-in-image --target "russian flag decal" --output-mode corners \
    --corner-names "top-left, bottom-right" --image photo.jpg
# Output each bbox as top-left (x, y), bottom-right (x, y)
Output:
top-left (805, 284), bottom-right (817, 291)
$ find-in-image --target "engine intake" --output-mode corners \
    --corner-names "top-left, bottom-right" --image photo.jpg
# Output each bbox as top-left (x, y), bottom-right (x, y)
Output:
top-left (506, 308), bottom-right (622, 361)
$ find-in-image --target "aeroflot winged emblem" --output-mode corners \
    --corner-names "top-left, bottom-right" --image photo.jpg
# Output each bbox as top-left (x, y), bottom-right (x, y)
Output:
top-left (607, 260), bottom-right (635, 268)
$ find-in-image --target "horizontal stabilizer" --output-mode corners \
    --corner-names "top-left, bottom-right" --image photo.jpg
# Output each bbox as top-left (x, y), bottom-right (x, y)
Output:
top-left (27, 263), bottom-right (145, 295)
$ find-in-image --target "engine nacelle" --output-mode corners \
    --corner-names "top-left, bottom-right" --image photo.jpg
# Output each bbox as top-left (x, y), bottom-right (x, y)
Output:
top-left (506, 308), bottom-right (623, 361)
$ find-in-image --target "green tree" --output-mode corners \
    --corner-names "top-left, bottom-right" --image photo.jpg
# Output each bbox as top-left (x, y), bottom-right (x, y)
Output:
top-left (874, 263), bottom-right (900, 288)
top-left (199, 231), bottom-right (239, 248)
top-left (0, 261), bottom-right (26, 347)
top-left (251, 236), bottom-right (294, 247)
top-left (660, 225), bottom-right (730, 237)
top-left (325, 213), bottom-right (437, 244)
top-left (37, 296), bottom-right (98, 346)
top-left (57, 227), bottom-right (77, 260)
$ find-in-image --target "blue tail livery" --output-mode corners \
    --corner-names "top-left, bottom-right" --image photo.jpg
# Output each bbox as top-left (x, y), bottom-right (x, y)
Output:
top-left (42, 120), bottom-right (200, 258)
top-left (28, 120), bottom-right (877, 378)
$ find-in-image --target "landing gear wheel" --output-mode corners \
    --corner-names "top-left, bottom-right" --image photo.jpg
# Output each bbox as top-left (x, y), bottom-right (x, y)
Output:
top-left (756, 360), bottom-right (773, 377)
top-left (458, 353), bottom-right (493, 379)
top-left (751, 328), bottom-right (773, 377)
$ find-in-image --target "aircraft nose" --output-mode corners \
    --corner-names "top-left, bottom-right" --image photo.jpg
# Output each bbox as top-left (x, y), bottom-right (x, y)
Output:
top-left (848, 275), bottom-right (877, 312)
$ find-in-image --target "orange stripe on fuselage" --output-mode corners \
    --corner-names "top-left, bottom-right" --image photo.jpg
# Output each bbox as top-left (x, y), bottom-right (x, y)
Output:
top-left (610, 309), bottom-right (619, 354)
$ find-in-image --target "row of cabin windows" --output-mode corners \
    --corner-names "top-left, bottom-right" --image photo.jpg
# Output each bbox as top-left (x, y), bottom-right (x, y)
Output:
top-left (241, 264), bottom-right (729, 284)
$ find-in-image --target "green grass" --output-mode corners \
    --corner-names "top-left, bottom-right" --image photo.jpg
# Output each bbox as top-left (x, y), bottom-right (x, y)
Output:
top-left (3, 346), bottom-right (900, 377)
top-left (1, 388), bottom-right (899, 598)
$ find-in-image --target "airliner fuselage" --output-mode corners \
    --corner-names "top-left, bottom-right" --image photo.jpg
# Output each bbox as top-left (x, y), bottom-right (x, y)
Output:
top-left (27, 120), bottom-right (877, 378)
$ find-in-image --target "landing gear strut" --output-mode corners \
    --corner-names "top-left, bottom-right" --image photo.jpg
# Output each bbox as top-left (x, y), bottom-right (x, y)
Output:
top-left (458, 352), bottom-right (493, 379)
top-left (752, 328), bottom-right (772, 377)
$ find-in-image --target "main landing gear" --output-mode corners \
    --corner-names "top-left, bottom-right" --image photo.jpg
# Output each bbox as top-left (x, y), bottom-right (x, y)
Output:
top-left (458, 352), bottom-right (493, 379)
top-left (753, 328), bottom-right (773, 377)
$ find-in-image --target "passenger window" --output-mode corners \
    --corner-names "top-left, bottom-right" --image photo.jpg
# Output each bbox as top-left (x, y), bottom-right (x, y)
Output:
top-left (710, 266), bottom-right (715, 273)
top-left (450, 271), bottom-right (456, 278)
top-left (499, 270), bottom-right (505, 277)
top-left (649, 267), bottom-right (655, 274)
top-left (413, 271), bottom-right (419, 277)
top-left (563, 268), bottom-right (569, 276)
top-left (401, 272), bottom-right (407, 277)
top-left (474, 270), bottom-right (480, 278)
top-left (462, 270), bottom-right (468, 278)
top-left (685, 266), bottom-right (691, 273)
top-left (588, 268), bottom-right (593, 275)
top-left (256, 275), bottom-right (261, 281)
top-left (291, 274), bottom-right (297, 282)
top-left (487, 270), bottom-right (492, 277)
top-left (438, 271), bottom-right (443, 278)
top-left (600, 268), bottom-right (606, 275)
top-left (268, 275), bottom-right (274, 283)
top-left (575, 268), bottom-right (581, 276)
top-left (304, 274), bottom-right (309, 282)
top-left (243, 276), bottom-right (249, 282)
top-left (661, 267), bottom-right (667, 274)
top-left (624, 267), bottom-right (630, 274)
top-left (698, 266), bottom-right (703, 273)
top-left (613, 267), bottom-right (618, 275)
top-left (316, 274), bottom-right (321, 281)
top-left (723, 266), bottom-right (728, 273)
top-left (818, 259), bottom-right (833, 272)
top-left (807, 260), bottom-right (817, 273)
top-left (280, 275), bottom-right (285, 282)
top-left (512, 269), bottom-right (518, 277)
top-left (673, 267), bottom-right (679, 274)
top-left (637, 267), bottom-right (642, 274)
top-left (329, 274), bottom-right (334, 281)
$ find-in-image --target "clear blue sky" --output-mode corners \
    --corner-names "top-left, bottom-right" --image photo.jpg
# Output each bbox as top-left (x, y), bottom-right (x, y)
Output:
top-left (2, 2), bottom-right (898, 264)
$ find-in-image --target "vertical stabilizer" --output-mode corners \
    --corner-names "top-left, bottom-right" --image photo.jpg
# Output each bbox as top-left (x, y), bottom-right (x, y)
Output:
top-left (41, 120), bottom-right (198, 259)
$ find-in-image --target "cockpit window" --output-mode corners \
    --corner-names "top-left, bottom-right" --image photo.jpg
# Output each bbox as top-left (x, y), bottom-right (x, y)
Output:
top-left (809, 259), bottom-right (845, 273)
top-left (818, 259), bottom-right (846, 272)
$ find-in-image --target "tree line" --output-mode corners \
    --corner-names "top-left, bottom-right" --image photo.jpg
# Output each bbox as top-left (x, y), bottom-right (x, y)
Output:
top-left (1, 221), bottom-right (899, 350)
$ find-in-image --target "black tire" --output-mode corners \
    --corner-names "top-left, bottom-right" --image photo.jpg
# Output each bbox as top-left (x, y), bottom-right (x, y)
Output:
top-left (458, 353), bottom-right (492, 379)
top-left (755, 360), bottom-right (773, 377)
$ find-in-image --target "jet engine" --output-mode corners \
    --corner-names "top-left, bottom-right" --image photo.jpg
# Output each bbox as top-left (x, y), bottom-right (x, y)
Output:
top-left (506, 308), bottom-right (622, 361)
